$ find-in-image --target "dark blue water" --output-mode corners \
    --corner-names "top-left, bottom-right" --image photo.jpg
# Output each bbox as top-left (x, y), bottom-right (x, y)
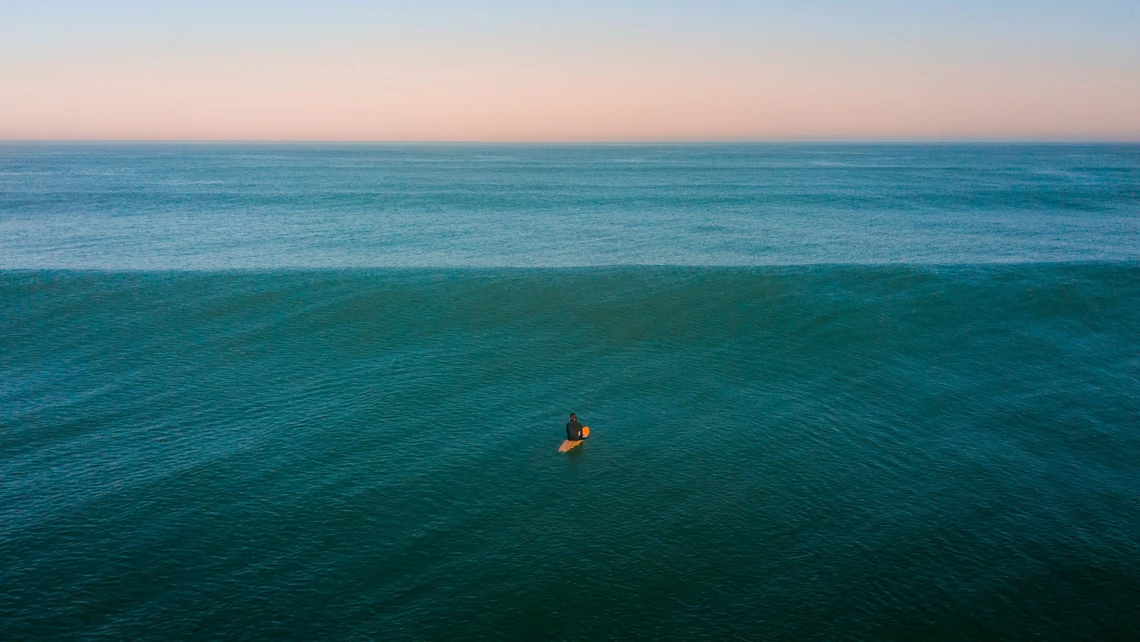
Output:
top-left (2, 145), bottom-right (1139, 640)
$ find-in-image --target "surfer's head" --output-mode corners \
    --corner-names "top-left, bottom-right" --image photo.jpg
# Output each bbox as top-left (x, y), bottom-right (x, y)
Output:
top-left (569, 413), bottom-right (577, 420)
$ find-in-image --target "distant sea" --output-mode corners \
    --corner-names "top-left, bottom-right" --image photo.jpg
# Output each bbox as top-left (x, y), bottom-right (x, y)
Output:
top-left (2, 144), bottom-right (1139, 640)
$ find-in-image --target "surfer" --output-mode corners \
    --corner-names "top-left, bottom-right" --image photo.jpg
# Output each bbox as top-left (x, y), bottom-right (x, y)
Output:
top-left (566, 413), bottom-right (588, 441)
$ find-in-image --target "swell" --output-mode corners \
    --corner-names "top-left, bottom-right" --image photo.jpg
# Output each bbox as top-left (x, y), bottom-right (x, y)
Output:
top-left (1, 264), bottom-right (1139, 639)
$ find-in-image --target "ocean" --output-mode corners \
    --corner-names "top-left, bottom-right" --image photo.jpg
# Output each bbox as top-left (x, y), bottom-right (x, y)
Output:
top-left (2, 144), bottom-right (1139, 640)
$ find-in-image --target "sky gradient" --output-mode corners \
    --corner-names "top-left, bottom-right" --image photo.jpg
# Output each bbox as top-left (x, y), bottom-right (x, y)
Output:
top-left (2, 1), bottom-right (1138, 141)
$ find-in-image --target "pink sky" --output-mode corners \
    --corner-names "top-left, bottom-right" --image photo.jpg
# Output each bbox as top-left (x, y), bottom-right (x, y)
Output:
top-left (3, 3), bottom-right (1138, 141)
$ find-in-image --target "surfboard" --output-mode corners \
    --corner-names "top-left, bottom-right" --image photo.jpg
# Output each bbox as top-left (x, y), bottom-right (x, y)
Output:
top-left (559, 426), bottom-right (590, 452)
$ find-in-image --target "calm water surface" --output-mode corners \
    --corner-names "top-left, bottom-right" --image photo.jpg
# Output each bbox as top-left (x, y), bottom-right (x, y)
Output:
top-left (2, 143), bottom-right (1138, 268)
top-left (1, 145), bottom-right (1139, 640)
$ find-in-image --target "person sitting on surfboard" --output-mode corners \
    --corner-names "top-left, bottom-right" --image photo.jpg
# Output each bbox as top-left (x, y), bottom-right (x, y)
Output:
top-left (566, 413), bottom-right (588, 441)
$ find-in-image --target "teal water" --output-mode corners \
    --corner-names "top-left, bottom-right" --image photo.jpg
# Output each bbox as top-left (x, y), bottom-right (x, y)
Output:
top-left (2, 143), bottom-right (1138, 268)
top-left (2, 145), bottom-right (1140, 640)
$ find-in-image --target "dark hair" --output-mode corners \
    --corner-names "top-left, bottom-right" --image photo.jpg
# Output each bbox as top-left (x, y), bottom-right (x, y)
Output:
top-left (569, 413), bottom-right (577, 418)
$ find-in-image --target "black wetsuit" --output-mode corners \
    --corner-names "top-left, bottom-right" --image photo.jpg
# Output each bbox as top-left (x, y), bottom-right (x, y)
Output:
top-left (566, 419), bottom-right (586, 441)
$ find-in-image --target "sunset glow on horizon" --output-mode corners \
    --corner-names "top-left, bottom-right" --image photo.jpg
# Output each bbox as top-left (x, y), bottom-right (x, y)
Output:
top-left (3, 1), bottom-right (1138, 141)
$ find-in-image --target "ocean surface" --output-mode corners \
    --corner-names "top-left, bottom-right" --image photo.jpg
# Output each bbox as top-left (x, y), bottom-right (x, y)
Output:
top-left (2, 144), bottom-right (1139, 640)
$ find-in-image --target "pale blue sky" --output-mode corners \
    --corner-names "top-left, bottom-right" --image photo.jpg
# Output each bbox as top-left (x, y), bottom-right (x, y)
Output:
top-left (4, 2), bottom-right (1136, 47)
top-left (2, 1), bottom-right (1137, 140)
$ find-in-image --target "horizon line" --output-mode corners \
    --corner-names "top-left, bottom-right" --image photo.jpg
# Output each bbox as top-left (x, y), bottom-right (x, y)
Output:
top-left (3, 138), bottom-right (1139, 145)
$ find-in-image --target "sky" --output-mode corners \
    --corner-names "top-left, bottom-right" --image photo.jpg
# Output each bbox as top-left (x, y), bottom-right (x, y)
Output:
top-left (1, 1), bottom-right (1138, 141)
